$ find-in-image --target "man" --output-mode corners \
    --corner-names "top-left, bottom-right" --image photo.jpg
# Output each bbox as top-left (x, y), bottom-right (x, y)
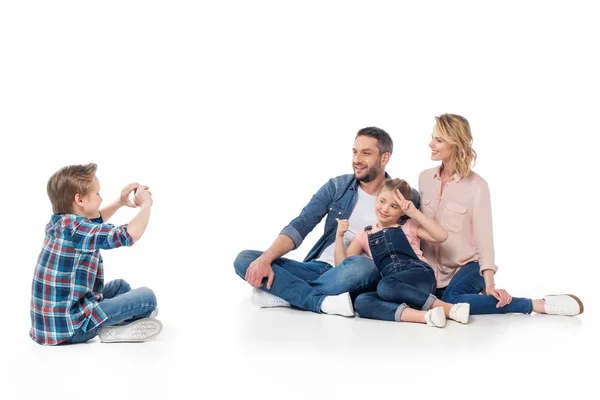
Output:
top-left (234, 127), bottom-right (420, 316)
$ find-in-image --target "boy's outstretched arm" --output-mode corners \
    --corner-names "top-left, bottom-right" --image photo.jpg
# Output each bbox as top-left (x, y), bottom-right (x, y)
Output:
top-left (127, 187), bottom-right (153, 242)
top-left (100, 183), bottom-right (139, 222)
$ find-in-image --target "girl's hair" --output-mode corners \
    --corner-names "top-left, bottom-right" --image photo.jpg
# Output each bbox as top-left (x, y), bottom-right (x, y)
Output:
top-left (435, 113), bottom-right (477, 177)
top-left (47, 163), bottom-right (97, 214)
top-left (380, 178), bottom-right (412, 201)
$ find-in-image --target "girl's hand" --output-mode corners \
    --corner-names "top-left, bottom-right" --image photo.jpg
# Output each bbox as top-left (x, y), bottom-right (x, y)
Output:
top-left (394, 190), bottom-right (417, 218)
top-left (336, 218), bottom-right (349, 237)
top-left (487, 287), bottom-right (513, 308)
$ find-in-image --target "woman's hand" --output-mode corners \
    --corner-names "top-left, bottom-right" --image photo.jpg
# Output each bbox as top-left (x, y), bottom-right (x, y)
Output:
top-left (487, 287), bottom-right (513, 308)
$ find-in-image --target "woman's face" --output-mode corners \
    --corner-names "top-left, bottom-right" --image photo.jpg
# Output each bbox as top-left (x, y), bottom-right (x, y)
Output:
top-left (429, 126), bottom-right (452, 163)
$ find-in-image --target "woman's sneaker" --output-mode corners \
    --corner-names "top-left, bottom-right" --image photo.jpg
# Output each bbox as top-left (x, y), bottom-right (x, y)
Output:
top-left (252, 288), bottom-right (291, 308)
top-left (544, 294), bottom-right (584, 316)
top-left (424, 307), bottom-right (446, 327)
top-left (99, 318), bottom-right (163, 343)
top-left (448, 303), bottom-right (470, 324)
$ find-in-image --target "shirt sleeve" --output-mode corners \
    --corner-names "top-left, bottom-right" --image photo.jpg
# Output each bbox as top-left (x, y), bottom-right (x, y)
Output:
top-left (71, 219), bottom-right (134, 251)
top-left (472, 180), bottom-right (498, 275)
top-left (280, 178), bottom-right (337, 249)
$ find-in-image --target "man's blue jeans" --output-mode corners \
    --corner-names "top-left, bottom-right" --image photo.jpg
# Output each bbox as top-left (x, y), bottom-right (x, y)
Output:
top-left (234, 250), bottom-right (380, 313)
top-left (66, 279), bottom-right (157, 344)
top-left (436, 262), bottom-right (533, 315)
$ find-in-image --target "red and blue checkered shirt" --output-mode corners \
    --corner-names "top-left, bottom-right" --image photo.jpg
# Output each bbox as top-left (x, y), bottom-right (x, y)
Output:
top-left (30, 214), bottom-right (134, 345)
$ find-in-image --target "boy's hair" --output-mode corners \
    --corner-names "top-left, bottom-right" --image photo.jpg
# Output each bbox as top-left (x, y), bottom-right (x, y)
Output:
top-left (47, 163), bottom-right (97, 214)
top-left (356, 127), bottom-right (393, 155)
top-left (380, 178), bottom-right (412, 202)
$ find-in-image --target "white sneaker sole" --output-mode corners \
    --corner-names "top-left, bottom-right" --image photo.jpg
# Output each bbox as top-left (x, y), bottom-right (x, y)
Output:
top-left (99, 318), bottom-right (163, 343)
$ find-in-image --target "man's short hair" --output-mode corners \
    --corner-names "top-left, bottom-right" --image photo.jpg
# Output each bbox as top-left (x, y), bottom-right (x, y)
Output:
top-left (356, 127), bottom-right (393, 155)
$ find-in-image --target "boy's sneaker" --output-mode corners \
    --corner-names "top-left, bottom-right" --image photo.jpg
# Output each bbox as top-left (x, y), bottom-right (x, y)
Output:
top-left (424, 307), bottom-right (446, 327)
top-left (320, 292), bottom-right (354, 317)
top-left (448, 303), bottom-right (470, 324)
top-left (252, 288), bottom-right (291, 308)
top-left (544, 294), bottom-right (584, 316)
top-left (99, 318), bottom-right (163, 343)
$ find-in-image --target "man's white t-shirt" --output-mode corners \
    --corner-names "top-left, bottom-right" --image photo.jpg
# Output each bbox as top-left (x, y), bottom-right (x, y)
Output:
top-left (316, 186), bottom-right (378, 267)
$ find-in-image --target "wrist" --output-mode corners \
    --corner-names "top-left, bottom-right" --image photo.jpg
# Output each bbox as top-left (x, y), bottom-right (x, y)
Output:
top-left (262, 250), bottom-right (277, 263)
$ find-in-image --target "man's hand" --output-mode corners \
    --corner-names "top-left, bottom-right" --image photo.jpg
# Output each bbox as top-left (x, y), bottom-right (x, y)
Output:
top-left (119, 183), bottom-right (140, 208)
top-left (245, 255), bottom-right (275, 289)
top-left (336, 218), bottom-right (349, 237)
top-left (134, 186), bottom-right (153, 207)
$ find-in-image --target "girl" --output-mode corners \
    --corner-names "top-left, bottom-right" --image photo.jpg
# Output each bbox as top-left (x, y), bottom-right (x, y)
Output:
top-left (420, 113), bottom-right (583, 316)
top-left (335, 178), bottom-right (470, 327)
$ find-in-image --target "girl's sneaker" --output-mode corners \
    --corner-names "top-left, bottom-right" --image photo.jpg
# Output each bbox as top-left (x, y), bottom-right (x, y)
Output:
top-left (448, 303), bottom-right (470, 324)
top-left (424, 307), bottom-right (446, 327)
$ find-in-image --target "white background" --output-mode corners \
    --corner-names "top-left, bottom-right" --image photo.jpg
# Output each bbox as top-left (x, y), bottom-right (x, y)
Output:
top-left (1, 1), bottom-right (598, 399)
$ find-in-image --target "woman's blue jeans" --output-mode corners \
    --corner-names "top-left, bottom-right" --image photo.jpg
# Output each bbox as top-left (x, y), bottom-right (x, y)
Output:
top-left (436, 262), bottom-right (533, 315)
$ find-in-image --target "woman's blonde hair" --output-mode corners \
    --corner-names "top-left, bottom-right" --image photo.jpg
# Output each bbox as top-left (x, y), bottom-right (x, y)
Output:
top-left (47, 163), bottom-right (97, 214)
top-left (435, 114), bottom-right (477, 177)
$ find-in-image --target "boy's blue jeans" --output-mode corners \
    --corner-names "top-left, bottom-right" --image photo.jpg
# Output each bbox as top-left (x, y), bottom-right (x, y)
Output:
top-left (234, 250), bottom-right (380, 313)
top-left (436, 262), bottom-right (533, 315)
top-left (66, 279), bottom-right (157, 344)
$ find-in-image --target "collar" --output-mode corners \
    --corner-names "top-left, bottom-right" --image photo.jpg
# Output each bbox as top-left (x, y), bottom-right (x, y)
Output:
top-left (51, 213), bottom-right (99, 224)
top-left (433, 165), bottom-right (463, 183)
top-left (375, 222), bottom-right (400, 230)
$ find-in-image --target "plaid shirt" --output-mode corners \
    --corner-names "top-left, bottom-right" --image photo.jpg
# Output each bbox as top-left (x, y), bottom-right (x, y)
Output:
top-left (30, 214), bottom-right (134, 345)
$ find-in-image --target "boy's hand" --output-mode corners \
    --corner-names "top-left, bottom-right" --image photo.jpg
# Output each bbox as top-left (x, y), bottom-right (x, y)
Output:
top-left (119, 183), bottom-right (140, 208)
top-left (394, 190), bottom-right (417, 218)
top-left (336, 218), bottom-right (349, 237)
top-left (134, 186), bottom-right (153, 207)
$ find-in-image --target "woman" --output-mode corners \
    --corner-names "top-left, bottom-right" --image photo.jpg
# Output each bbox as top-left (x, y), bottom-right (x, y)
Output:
top-left (418, 114), bottom-right (583, 316)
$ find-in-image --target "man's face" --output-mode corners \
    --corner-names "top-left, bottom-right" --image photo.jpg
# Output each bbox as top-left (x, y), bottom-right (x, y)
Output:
top-left (352, 136), bottom-right (385, 183)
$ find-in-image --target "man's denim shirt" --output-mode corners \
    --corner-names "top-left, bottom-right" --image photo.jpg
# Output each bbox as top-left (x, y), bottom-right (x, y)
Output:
top-left (280, 173), bottom-right (421, 263)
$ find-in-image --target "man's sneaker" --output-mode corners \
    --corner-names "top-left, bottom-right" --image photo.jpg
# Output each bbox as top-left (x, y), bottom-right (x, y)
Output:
top-left (424, 307), bottom-right (446, 327)
top-left (448, 303), bottom-right (470, 324)
top-left (252, 288), bottom-right (291, 308)
top-left (320, 292), bottom-right (354, 317)
top-left (99, 318), bottom-right (163, 343)
top-left (544, 294), bottom-right (584, 316)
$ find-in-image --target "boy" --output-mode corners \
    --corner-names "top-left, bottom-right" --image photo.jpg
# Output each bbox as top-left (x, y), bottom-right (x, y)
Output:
top-left (30, 163), bottom-right (162, 345)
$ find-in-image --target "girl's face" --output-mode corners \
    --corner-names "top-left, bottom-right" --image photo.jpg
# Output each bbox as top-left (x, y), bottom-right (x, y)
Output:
top-left (429, 126), bottom-right (452, 163)
top-left (375, 188), bottom-right (403, 227)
